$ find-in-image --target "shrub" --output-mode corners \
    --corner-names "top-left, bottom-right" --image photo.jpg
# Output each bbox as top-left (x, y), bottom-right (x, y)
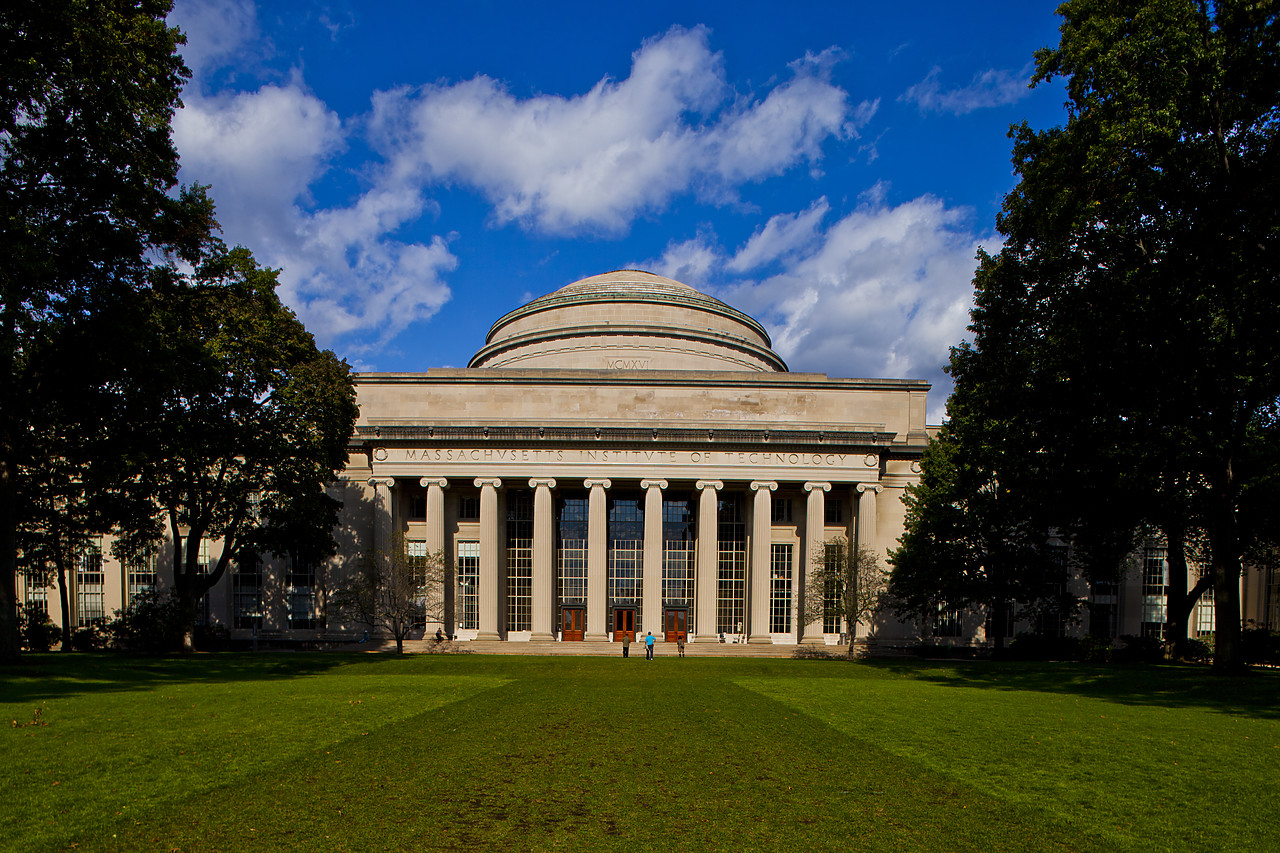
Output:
top-left (17, 604), bottom-right (61, 652)
top-left (105, 588), bottom-right (186, 654)
top-left (194, 623), bottom-right (232, 652)
top-left (1005, 633), bottom-right (1085, 661)
top-left (70, 619), bottom-right (109, 651)
top-left (1114, 634), bottom-right (1165, 664)
top-left (1241, 628), bottom-right (1280, 666)
top-left (1171, 637), bottom-right (1213, 664)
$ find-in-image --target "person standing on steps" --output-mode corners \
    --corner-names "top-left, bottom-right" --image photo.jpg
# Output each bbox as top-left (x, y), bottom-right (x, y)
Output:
top-left (676, 633), bottom-right (685, 658)
top-left (645, 631), bottom-right (655, 660)
top-left (622, 632), bottom-right (631, 658)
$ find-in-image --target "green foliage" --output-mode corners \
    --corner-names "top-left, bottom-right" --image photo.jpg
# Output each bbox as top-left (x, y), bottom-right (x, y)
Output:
top-left (1241, 627), bottom-right (1280, 665)
top-left (902, 0), bottom-right (1280, 669)
top-left (104, 588), bottom-right (186, 654)
top-left (16, 603), bottom-right (59, 652)
top-left (0, 0), bottom-right (197, 661)
top-left (68, 620), bottom-right (108, 652)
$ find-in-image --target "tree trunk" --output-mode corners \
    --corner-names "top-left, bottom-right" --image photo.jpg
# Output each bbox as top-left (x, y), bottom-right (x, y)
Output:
top-left (0, 469), bottom-right (18, 662)
top-left (55, 551), bottom-right (72, 652)
top-left (1207, 486), bottom-right (1243, 671)
top-left (1164, 527), bottom-right (1192, 648)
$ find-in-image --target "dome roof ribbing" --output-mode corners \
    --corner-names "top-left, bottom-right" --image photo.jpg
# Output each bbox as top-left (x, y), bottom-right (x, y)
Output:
top-left (468, 270), bottom-right (787, 372)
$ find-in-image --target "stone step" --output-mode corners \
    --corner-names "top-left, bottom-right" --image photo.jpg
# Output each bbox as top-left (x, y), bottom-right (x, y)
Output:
top-left (395, 639), bottom-right (853, 658)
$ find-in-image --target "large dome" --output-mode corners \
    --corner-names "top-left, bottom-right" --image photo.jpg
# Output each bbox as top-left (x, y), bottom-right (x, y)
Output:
top-left (468, 270), bottom-right (787, 372)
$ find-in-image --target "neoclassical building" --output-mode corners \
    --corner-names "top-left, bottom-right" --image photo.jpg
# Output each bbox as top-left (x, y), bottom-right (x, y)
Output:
top-left (339, 270), bottom-right (930, 645)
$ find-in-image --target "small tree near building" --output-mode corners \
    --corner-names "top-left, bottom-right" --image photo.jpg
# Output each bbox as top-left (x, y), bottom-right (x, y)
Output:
top-left (803, 537), bottom-right (887, 659)
top-left (332, 534), bottom-right (446, 654)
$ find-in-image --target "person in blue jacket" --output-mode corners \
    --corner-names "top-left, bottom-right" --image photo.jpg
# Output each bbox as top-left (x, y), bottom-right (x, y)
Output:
top-left (644, 631), bottom-right (655, 660)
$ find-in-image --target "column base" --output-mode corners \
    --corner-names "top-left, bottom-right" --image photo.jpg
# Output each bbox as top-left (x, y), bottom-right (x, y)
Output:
top-left (528, 631), bottom-right (555, 642)
top-left (474, 631), bottom-right (502, 641)
top-left (747, 634), bottom-right (774, 645)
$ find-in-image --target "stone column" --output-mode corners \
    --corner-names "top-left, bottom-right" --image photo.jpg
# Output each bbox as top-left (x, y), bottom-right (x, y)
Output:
top-left (641, 479), bottom-right (666, 637)
top-left (419, 477), bottom-right (449, 633)
top-left (529, 478), bottom-right (557, 641)
top-left (693, 480), bottom-right (722, 643)
top-left (748, 481), bottom-right (777, 643)
top-left (856, 483), bottom-right (883, 552)
top-left (802, 482), bottom-right (831, 644)
top-left (474, 478), bottom-right (502, 641)
top-left (585, 479), bottom-right (611, 641)
top-left (367, 477), bottom-right (395, 571)
top-left (418, 478), bottom-right (449, 555)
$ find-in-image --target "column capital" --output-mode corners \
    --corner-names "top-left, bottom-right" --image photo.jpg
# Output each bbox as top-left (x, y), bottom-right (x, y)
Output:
top-left (857, 483), bottom-right (883, 495)
top-left (750, 481), bottom-right (778, 492)
top-left (528, 478), bottom-right (557, 489)
top-left (367, 477), bottom-right (395, 488)
top-left (640, 479), bottom-right (668, 490)
top-left (695, 479), bottom-right (724, 492)
top-left (419, 477), bottom-right (448, 489)
top-left (583, 478), bottom-right (612, 490)
top-left (804, 481), bottom-right (832, 493)
top-left (474, 477), bottom-right (503, 489)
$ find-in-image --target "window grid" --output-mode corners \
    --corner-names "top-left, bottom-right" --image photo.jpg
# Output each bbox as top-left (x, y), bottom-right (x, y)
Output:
top-left (232, 556), bottom-right (262, 630)
top-left (506, 538), bottom-right (533, 631)
top-left (770, 499), bottom-right (792, 524)
top-left (127, 552), bottom-right (157, 602)
top-left (769, 543), bottom-right (793, 633)
top-left (556, 496), bottom-right (589, 606)
top-left (506, 492), bottom-right (534, 631)
top-left (75, 543), bottom-right (105, 627)
top-left (456, 541), bottom-right (480, 630)
top-left (662, 497), bottom-right (696, 613)
top-left (1142, 546), bottom-right (1168, 632)
top-left (406, 540), bottom-right (430, 631)
top-left (716, 496), bottom-right (746, 635)
top-left (458, 496), bottom-right (480, 521)
top-left (23, 580), bottom-right (48, 616)
top-left (1196, 584), bottom-right (1215, 637)
top-left (288, 556), bottom-right (320, 630)
top-left (824, 500), bottom-right (843, 524)
top-left (608, 497), bottom-right (644, 627)
top-left (822, 542), bottom-right (842, 634)
top-left (935, 603), bottom-right (962, 638)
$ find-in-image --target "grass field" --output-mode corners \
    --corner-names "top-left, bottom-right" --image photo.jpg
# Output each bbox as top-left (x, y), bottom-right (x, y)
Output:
top-left (2, 653), bottom-right (1277, 852)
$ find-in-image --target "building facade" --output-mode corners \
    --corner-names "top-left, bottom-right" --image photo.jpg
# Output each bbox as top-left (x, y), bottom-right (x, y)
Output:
top-left (19, 270), bottom-right (1275, 647)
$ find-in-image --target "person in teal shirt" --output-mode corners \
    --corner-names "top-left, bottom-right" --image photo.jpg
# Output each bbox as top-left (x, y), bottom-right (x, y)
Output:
top-left (644, 631), bottom-right (655, 660)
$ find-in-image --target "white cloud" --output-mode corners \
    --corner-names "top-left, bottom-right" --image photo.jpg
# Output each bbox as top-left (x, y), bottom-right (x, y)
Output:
top-left (170, 0), bottom-right (258, 75)
top-left (168, 6), bottom-right (458, 353)
top-left (901, 64), bottom-right (1033, 115)
top-left (370, 25), bottom-right (861, 235)
top-left (641, 195), bottom-right (992, 424)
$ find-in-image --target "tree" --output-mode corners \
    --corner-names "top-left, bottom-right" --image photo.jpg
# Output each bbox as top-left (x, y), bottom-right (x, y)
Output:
top-left (111, 243), bottom-right (359, 651)
top-left (803, 536), bottom-right (888, 659)
top-left (918, 0), bottom-right (1280, 670)
top-left (331, 534), bottom-right (447, 654)
top-left (0, 0), bottom-right (198, 660)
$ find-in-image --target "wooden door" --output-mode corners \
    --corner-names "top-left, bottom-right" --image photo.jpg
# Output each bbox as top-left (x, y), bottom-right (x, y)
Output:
top-left (561, 607), bottom-right (585, 641)
top-left (664, 608), bottom-right (687, 642)
top-left (614, 608), bottom-right (635, 641)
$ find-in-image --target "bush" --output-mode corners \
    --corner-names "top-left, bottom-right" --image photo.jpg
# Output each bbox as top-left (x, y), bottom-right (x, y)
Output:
top-left (1114, 634), bottom-right (1166, 664)
top-left (194, 623), bottom-right (231, 652)
top-left (70, 619), bottom-right (109, 651)
top-left (105, 588), bottom-right (186, 654)
top-left (1241, 628), bottom-right (1280, 666)
top-left (1171, 636), bottom-right (1213, 664)
top-left (17, 604), bottom-right (60, 652)
top-left (1005, 633), bottom-right (1085, 661)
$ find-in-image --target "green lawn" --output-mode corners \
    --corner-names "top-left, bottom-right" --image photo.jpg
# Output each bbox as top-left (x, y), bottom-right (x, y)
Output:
top-left (2, 653), bottom-right (1276, 852)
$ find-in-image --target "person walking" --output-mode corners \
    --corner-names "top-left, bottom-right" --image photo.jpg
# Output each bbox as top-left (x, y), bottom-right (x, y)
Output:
top-left (645, 631), bottom-right (655, 660)
top-left (676, 633), bottom-right (685, 658)
top-left (622, 632), bottom-right (631, 658)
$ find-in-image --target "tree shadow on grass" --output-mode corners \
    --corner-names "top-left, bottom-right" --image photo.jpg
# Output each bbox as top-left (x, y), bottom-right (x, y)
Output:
top-left (0, 650), bottom-right (418, 703)
top-left (862, 658), bottom-right (1280, 720)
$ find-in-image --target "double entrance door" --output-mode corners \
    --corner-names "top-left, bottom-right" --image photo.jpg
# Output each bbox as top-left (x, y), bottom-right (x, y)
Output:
top-left (613, 608), bottom-right (636, 642)
top-left (561, 607), bottom-right (585, 642)
top-left (664, 608), bottom-right (687, 642)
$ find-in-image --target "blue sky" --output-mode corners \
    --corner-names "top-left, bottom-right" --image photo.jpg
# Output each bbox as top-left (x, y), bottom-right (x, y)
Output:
top-left (168, 1), bottom-right (1069, 423)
